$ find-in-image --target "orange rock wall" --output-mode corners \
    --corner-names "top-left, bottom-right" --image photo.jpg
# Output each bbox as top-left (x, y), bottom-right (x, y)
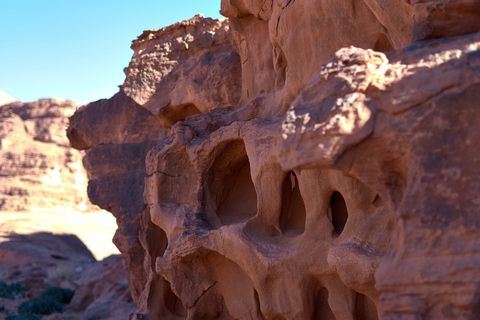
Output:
top-left (68, 3), bottom-right (480, 319)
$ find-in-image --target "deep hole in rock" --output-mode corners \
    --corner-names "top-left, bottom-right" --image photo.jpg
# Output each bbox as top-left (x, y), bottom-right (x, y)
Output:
top-left (191, 251), bottom-right (263, 319)
top-left (355, 293), bottom-right (378, 320)
top-left (159, 103), bottom-right (202, 128)
top-left (313, 287), bottom-right (336, 320)
top-left (162, 277), bottom-right (187, 317)
top-left (329, 191), bottom-right (348, 235)
top-left (218, 159), bottom-right (257, 225)
top-left (279, 171), bottom-right (306, 233)
top-left (373, 33), bottom-right (394, 52)
top-left (210, 140), bottom-right (258, 225)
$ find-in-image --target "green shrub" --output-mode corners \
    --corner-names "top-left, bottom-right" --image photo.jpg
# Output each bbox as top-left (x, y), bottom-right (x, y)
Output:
top-left (41, 287), bottom-right (74, 304)
top-left (0, 304), bottom-right (5, 312)
top-left (5, 311), bottom-right (41, 320)
top-left (0, 282), bottom-right (26, 299)
top-left (18, 297), bottom-right (64, 315)
top-left (5, 310), bottom-right (40, 320)
top-left (7, 286), bottom-right (75, 319)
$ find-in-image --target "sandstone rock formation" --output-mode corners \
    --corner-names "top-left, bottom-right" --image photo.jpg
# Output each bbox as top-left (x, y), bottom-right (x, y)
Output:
top-left (67, 2), bottom-right (480, 320)
top-left (122, 15), bottom-right (241, 128)
top-left (410, 0), bottom-right (480, 41)
top-left (0, 97), bottom-right (119, 261)
top-left (220, 0), bottom-right (413, 117)
top-left (0, 230), bottom-right (95, 291)
top-left (0, 96), bottom-right (126, 318)
top-left (0, 99), bottom-right (92, 213)
top-left (278, 31), bottom-right (480, 320)
top-left (69, 254), bottom-right (136, 319)
top-left (67, 14), bottom-right (242, 308)
top-left (68, 90), bottom-right (168, 303)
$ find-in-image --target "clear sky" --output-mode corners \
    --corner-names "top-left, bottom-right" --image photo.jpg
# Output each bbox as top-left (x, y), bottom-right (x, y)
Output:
top-left (0, 1), bottom-right (223, 106)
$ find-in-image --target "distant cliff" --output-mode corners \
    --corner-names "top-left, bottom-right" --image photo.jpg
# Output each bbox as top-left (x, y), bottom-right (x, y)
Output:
top-left (0, 98), bottom-right (96, 214)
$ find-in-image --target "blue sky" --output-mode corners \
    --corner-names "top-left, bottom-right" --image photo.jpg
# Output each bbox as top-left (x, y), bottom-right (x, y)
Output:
top-left (0, 1), bottom-right (223, 106)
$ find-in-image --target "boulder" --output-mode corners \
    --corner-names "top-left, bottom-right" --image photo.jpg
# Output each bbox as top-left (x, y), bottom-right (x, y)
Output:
top-left (69, 255), bottom-right (136, 320)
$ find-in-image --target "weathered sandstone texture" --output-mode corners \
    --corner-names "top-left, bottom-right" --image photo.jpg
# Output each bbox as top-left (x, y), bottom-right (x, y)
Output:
top-left (410, 0), bottom-right (480, 41)
top-left (68, 2), bottom-right (480, 319)
top-left (67, 15), bottom-right (241, 306)
top-left (0, 99), bottom-right (95, 213)
top-left (220, 0), bottom-right (413, 117)
top-left (279, 32), bottom-right (480, 319)
top-left (122, 15), bottom-right (241, 128)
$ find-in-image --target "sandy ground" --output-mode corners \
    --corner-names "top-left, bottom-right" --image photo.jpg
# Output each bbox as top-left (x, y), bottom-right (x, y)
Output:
top-left (0, 211), bottom-right (119, 260)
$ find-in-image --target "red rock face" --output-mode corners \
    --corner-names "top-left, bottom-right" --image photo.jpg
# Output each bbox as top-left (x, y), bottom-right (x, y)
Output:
top-left (67, 91), bottom-right (168, 302)
top-left (220, 0), bottom-right (413, 117)
top-left (122, 15), bottom-right (241, 128)
top-left (67, 15), bottom-right (242, 314)
top-left (277, 26), bottom-right (480, 320)
top-left (68, 3), bottom-right (480, 320)
top-left (145, 116), bottom-right (393, 319)
top-left (411, 0), bottom-right (480, 41)
top-left (0, 99), bottom-right (95, 214)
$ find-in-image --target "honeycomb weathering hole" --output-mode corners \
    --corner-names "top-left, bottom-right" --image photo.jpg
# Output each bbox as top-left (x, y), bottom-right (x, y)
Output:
top-left (280, 171), bottom-right (306, 234)
top-left (163, 278), bottom-right (187, 317)
top-left (329, 191), bottom-right (348, 235)
top-left (218, 160), bottom-right (257, 224)
top-left (313, 287), bottom-right (336, 320)
top-left (159, 103), bottom-right (202, 128)
top-left (355, 293), bottom-right (379, 320)
top-left (211, 140), bottom-right (258, 226)
top-left (373, 33), bottom-right (394, 52)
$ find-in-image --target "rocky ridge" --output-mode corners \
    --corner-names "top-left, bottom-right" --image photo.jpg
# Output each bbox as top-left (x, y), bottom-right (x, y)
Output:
top-left (67, 2), bottom-right (480, 320)
top-left (0, 99), bottom-right (92, 214)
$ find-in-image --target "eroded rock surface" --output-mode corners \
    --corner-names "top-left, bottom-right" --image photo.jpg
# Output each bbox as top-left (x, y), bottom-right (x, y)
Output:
top-left (0, 99), bottom-right (94, 213)
top-left (122, 14), bottom-right (241, 128)
top-left (144, 114), bottom-right (393, 319)
top-left (411, 0), bottom-right (480, 41)
top-left (67, 1), bottom-right (480, 319)
top-left (220, 0), bottom-right (413, 117)
top-left (278, 31), bottom-right (480, 319)
top-left (69, 254), bottom-right (136, 320)
top-left (67, 15), bottom-right (241, 308)
top-left (68, 90), bottom-right (167, 303)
